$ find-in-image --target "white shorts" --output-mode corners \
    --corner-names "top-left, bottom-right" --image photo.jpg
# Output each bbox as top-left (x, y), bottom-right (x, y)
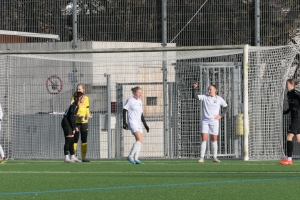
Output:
top-left (128, 123), bottom-right (143, 134)
top-left (201, 119), bottom-right (219, 135)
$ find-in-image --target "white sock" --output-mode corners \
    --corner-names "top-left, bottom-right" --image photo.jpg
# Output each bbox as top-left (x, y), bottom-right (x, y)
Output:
top-left (65, 155), bottom-right (69, 160)
top-left (200, 141), bottom-right (207, 158)
top-left (134, 141), bottom-right (142, 160)
top-left (212, 141), bottom-right (218, 158)
top-left (129, 141), bottom-right (141, 158)
top-left (0, 145), bottom-right (5, 158)
top-left (71, 155), bottom-right (76, 159)
top-left (288, 157), bottom-right (292, 161)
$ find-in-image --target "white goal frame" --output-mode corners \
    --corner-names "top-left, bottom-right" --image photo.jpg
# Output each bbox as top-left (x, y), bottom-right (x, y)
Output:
top-left (0, 30), bottom-right (60, 40)
top-left (0, 44), bottom-right (250, 160)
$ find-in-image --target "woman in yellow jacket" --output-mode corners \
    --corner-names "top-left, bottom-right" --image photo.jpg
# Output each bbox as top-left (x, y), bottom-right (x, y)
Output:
top-left (71, 83), bottom-right (92, 162)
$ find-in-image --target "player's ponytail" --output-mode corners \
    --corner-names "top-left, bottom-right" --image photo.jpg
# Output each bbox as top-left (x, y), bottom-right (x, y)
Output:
top-left (131, 86), bottom-right (142, 94)
top-left (73, 92), bottom-right (84, 105)
top-left (211, 84), bottom-right (218, 90)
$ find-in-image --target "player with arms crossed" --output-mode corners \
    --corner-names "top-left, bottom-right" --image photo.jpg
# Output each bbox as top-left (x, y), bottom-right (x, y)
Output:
top-left (280, 78), bottom-right (300, 165)
top-left (71, 84), bottom-right (92, 162)
top-left (123, 86), bottom-right (149, 164)
top-left (192, 82), bottom-right (228, 163)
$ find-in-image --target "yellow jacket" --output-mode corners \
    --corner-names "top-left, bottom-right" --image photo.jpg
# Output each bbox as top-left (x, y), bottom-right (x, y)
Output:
top-left (71, 95), bottom-right (90, 124)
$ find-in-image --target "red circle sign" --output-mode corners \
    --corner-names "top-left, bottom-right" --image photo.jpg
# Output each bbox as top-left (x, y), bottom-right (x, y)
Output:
top-left (46, 75), bottom-right (63, 94)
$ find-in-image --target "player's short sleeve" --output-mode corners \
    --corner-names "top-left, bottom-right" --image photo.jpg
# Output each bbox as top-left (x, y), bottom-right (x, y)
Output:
top-left (197, 95), bottom-right (206, 101)
top-left (219, 97), bottom-right (228, 107)
top-left (140, 99), bottom-right (143, 113)
top-left (85, 95), bottom-right (90, 107)
top-left (85, 95), bottom-right (90, 115)
top-left (123, 99), bottom-right (131, 110)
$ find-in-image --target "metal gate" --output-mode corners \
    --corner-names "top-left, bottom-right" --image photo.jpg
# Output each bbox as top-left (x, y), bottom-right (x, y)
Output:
top-left (175, 62), bottom-right (243, 159)
top-left (115, 62), bottom-right (243, 159)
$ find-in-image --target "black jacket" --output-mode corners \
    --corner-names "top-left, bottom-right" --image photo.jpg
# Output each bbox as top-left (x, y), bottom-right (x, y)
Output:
top-left (285, 89), bottom-right (300, 120)
top-left (62, 102), bottom-right (78, 131)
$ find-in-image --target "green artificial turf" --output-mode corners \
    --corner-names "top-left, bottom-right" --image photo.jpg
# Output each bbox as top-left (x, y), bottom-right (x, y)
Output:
top-left (0, 159), bottom-right (299, 200)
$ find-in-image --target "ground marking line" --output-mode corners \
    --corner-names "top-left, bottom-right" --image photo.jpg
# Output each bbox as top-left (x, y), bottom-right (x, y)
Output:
top-left (2, 171), bottom-right (300, 174)
top-left (5, 161), bottom-right (288, 166)
top-left (0, 176), bottom-right (299, 196)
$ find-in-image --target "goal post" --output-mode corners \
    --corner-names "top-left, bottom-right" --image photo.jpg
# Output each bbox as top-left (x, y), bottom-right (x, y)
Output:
top-left (0, 44), bottom-right (298, 160)
top-left (243, 44), bottom-right (249, 161)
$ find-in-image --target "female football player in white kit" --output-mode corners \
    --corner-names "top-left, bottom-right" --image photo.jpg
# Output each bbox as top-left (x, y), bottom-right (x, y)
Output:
top-left (0, 102), bottom-right (7, 163)
top-left (123, 86), bottom-right (149, 164)
top-left (192, 82), bottom-right (228, 163)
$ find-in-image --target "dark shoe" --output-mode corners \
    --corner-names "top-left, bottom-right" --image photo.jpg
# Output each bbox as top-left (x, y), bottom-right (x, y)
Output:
top-left (82, 158), bottom-right (90, 162)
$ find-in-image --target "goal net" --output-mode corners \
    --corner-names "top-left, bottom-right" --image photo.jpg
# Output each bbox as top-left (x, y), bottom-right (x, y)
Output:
top-left (0, 44), bottom-right (299, 160)
top-left (247, 45), bottom-right (299, 160)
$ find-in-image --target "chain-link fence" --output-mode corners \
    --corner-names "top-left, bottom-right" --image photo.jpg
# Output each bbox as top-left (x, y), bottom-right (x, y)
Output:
top-left (1, 44), bottom-right (300, 160)
top-left (1, 1), bottom-right (300, 161)
top-left (1, 1), bottom-right (300, 46)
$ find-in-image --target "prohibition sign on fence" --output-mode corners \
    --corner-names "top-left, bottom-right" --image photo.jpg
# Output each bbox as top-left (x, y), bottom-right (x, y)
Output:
top-left (46, 75), bottom-right (63, 94)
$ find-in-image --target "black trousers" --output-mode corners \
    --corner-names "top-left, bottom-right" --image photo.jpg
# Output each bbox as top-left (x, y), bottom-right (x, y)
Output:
top-left (74, 123), bottom-right (89, 143)
top-left (64, 137), bottom-right (75, 156)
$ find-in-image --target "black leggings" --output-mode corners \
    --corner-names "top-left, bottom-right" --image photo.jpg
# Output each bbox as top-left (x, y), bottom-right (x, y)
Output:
top-left (64, 137), bottom-right (75, 155)
top-left (74, 123), bottom-right (89, 143)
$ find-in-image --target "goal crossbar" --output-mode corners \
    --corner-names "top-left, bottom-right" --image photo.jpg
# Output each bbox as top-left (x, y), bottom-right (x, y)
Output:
top-left (0, 45), bottom-right (245, 55)
top-left (0, 30), bottom-right (60, 40)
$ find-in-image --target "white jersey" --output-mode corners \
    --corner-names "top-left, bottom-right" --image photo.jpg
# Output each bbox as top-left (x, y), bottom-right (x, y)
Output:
top-left (197, 94), bottom-right (227, 120)
top-left (0, 103), bottom-right (2, 131)
top-left (123, 97), bottom-right (143, 133)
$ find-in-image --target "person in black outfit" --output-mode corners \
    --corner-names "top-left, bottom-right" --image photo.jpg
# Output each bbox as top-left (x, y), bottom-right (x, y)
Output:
top-left (61, 91), bottom-right (84, 163)
top-left (280, 78), bottom-right (300, 165)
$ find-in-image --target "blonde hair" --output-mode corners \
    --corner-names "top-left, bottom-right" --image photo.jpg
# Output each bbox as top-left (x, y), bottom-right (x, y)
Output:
top-left (76, 83), bottom-right (86, 95)
top-left (131, 86), bottom-right (142, 94)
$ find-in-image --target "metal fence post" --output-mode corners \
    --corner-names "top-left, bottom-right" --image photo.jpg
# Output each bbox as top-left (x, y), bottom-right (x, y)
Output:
top-left (162, 0), bottom-right (169, 157)
top-left (255, 0), bottom-right (260, 46)
top-left (105, 73), bottom-right (112, 158)
top-left (72, 0), bottom-right (78, 93)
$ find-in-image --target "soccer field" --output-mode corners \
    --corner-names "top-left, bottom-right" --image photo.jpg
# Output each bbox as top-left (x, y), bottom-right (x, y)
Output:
top-left (0, 159), bottom-right (299, 200)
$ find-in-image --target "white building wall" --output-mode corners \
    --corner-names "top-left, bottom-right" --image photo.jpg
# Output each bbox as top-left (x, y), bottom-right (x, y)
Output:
top-left (0, 41), bottom-right (176, 158)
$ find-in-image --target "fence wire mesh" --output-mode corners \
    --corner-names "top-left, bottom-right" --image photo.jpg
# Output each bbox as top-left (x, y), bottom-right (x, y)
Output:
top-left (1, 1), bottom-right (300, 46)
top-left (1, 44), bottom-right (300, 160)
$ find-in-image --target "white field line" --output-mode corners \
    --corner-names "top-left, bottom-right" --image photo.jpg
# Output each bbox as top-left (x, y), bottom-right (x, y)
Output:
top-left (2, 171), bottom-right (300, 174)
top-left (5, 160), bottom-right (289, 165)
